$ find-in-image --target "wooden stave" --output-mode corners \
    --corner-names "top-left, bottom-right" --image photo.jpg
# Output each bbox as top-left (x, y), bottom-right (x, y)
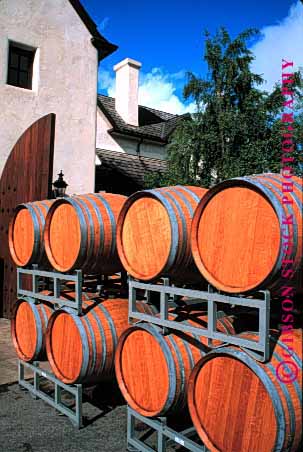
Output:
top-left (46, 298), bottom-right (157, 384)
top-left (11, 296), bottom-right (54, 361)
top-left (116, 185), bottom-right (207, 283)
top-left (9, 200), bottom-right (54, 267)
top-left (114, 313), bottom-right (235, 417)
top-left (191, 173), bottom-right (303, 294)
top-left (44, 193), bottom-right (126, 273)
top-left (187, 331), bottom-right (302, 452)
top-left (159, 186), bottom-right (206, 282)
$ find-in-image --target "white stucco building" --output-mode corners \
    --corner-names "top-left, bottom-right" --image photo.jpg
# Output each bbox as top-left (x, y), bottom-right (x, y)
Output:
top-left (0, 0), bottom-right (185, 196)
top-left (0, 0), bottom-right (116, 194)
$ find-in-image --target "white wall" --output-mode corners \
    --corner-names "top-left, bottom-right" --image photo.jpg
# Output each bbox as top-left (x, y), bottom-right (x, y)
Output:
top-left (0, 0), bottom-right (98, 195)
top-left (96, 108), bottom-right (167, 160)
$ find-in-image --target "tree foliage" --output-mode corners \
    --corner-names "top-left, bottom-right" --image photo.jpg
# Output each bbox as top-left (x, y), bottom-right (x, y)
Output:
top-left (145, 27), bottom-right (303, 189)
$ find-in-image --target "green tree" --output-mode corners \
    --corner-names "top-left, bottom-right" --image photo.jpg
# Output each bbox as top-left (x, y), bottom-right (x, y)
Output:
top-left (145, 28), bottom-right (303, 189)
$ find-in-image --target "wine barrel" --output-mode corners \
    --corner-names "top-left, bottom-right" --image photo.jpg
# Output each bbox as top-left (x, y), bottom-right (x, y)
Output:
top-left (44, 193), bottom-right (126, 273)
top-left (117, 186), bottom-right (208, 283)
top-left (11, 294), bottom-right (54, 361)
top-left (46, 297), bottom-right (158, 384)
top-left (191, 173), bottom-right (303, 294)
top-left (9, 200), bottom-right (54, 267)
top-left (115, 311), bottom-right (235, 417)
top-left (188, 329), bottom-right (302, 452)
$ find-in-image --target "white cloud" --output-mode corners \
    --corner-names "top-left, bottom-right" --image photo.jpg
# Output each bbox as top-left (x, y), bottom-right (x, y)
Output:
top-left (138, 68), bottom-right (196, 114)
top-left (251, 1), bottom-right (303, 92)
top-left (98, 17), bottom-right (109, 31)
top-left (98, 67), bottom-right (196, 115)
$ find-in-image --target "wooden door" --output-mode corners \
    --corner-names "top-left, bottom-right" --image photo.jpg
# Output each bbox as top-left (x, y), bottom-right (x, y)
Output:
top-left (0, 114), bottom-right (55, 318)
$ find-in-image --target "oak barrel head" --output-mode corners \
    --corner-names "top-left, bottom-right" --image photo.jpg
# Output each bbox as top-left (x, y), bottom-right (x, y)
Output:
top-left (46, 310), bottom-right (84, 383)
top-left (190, 355), bottom-right (277, 452)
top-left (115, 326), bottom-right (171, 417)
top-left (11, 296), bottom-right (54, 361)
top-left (9, 200), bottom-right (54, 268)
top-left (188, 330), bottom-right (303, 452)
top-left (11, 300), bottom-right (38, 361)
top-left (191, 173), bottom-right (303, 293)
top-left (118, 196), bottom-right (172, 280)
top-left (117, 186), bottom-right (208, 282)
top-left (9, 207), bottom-right (35, 266)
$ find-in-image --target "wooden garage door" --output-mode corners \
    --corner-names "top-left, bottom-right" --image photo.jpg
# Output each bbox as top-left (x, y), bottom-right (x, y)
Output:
top-left (0, 114), bottom-right (55, 318)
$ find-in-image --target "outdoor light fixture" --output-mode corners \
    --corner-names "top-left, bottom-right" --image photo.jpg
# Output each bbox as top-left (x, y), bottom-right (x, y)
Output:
top-left (52, 170), bottom-right (68, 198)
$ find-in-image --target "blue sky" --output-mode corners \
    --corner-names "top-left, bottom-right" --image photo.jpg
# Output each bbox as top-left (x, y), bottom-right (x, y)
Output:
top-left (82, 0), bottom-right (303, 113)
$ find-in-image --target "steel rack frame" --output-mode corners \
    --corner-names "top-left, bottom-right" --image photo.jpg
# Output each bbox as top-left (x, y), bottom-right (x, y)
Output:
top-left (17, 266), bottom-right (85, 426)
top-left (17, 265), bottom-right (83, 314)
top-left (18, 360), bottom-right (83, 428)
top-left (16, 266), bottom-right (126, 428)
top-left (128, 278), bottom-right (271, 362)
top-left (127, 407), bottom-right (207, 452)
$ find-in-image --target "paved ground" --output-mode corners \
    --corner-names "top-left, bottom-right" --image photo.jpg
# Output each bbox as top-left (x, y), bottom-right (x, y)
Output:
top-left (0, 318), bottom-right (48, 385)
top-left (0, 319), bottom-right (127, 452)
top-left (0, 380), bottom-right (192, 452)
top-left (0, 318), bottom-right (20, 385)
top-left (0, 320), bottom-right (191, 452)
top-left (0, 381), bottom-right (128, 452)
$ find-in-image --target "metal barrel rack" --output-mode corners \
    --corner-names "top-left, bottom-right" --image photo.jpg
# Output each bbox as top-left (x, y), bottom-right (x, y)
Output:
top-left (126, 277), bottom-right (272, 452)
top-left (16, 266), bottom-right (86, 427)
top-left (127, 407), bottom-right (208, 452)
top-left (17, 265), bottom-right (84, 314)
top-left (18, 360), bottom-right (83, 428)
top-left (128, 277), bottom-right (271, 362)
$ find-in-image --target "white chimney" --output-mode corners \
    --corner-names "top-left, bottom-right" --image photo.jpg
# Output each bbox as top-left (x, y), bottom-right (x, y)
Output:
top-left (114, 58), bottom-right (142, 126)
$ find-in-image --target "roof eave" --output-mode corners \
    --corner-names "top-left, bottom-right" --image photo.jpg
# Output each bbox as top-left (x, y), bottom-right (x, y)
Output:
top-left (97, 102), bottom-right (168, 144)
top-left (109, 129), bottom-right (167, 144)
top-left (69, 0), bottom-right (118, 61)
top-left (92, 37), bottom-right (118, 61)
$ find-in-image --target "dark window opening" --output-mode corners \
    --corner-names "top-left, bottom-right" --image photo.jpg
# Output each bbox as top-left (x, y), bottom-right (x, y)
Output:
top-left (7, 43), bottom-right (36, 90)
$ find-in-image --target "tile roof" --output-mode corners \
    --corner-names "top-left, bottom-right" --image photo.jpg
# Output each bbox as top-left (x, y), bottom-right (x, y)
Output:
top-left (96, 149), bottom-right (167, 187)
top-left (97, 95), bottom-right (189, 143)
top-left (69, 0), bottom-right (117, 60)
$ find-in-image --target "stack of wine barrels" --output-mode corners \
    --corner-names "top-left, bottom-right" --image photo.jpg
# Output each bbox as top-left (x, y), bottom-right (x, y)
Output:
top-left (187, 173), bottom-right (303, 451)
top-left (114, 176), bottom-right (302, 451)
top-left (10, 192), bottom-right (131, 389)
top-left (115, 185), bottom-right (236, 418)
top-left (8, 176), bottom-right (303, 450)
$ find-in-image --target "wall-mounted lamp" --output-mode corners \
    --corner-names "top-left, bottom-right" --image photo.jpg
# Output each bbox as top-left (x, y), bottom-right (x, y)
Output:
top-left (52, 170), bottom-right (68, 198)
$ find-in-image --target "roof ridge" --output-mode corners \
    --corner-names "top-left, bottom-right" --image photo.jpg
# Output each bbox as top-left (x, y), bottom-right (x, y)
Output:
top-left (97, 94), bottom-right (178, 119)
top-left (97, 94), bottom-right (185, 142)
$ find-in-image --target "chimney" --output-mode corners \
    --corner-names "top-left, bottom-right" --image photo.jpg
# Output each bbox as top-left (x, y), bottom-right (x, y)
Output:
top-left (114, 58), bottom-right (142, 126)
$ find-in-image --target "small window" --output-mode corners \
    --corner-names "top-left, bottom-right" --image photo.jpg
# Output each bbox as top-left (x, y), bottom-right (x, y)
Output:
top-left (7, 43), bottom-right (36, 90)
